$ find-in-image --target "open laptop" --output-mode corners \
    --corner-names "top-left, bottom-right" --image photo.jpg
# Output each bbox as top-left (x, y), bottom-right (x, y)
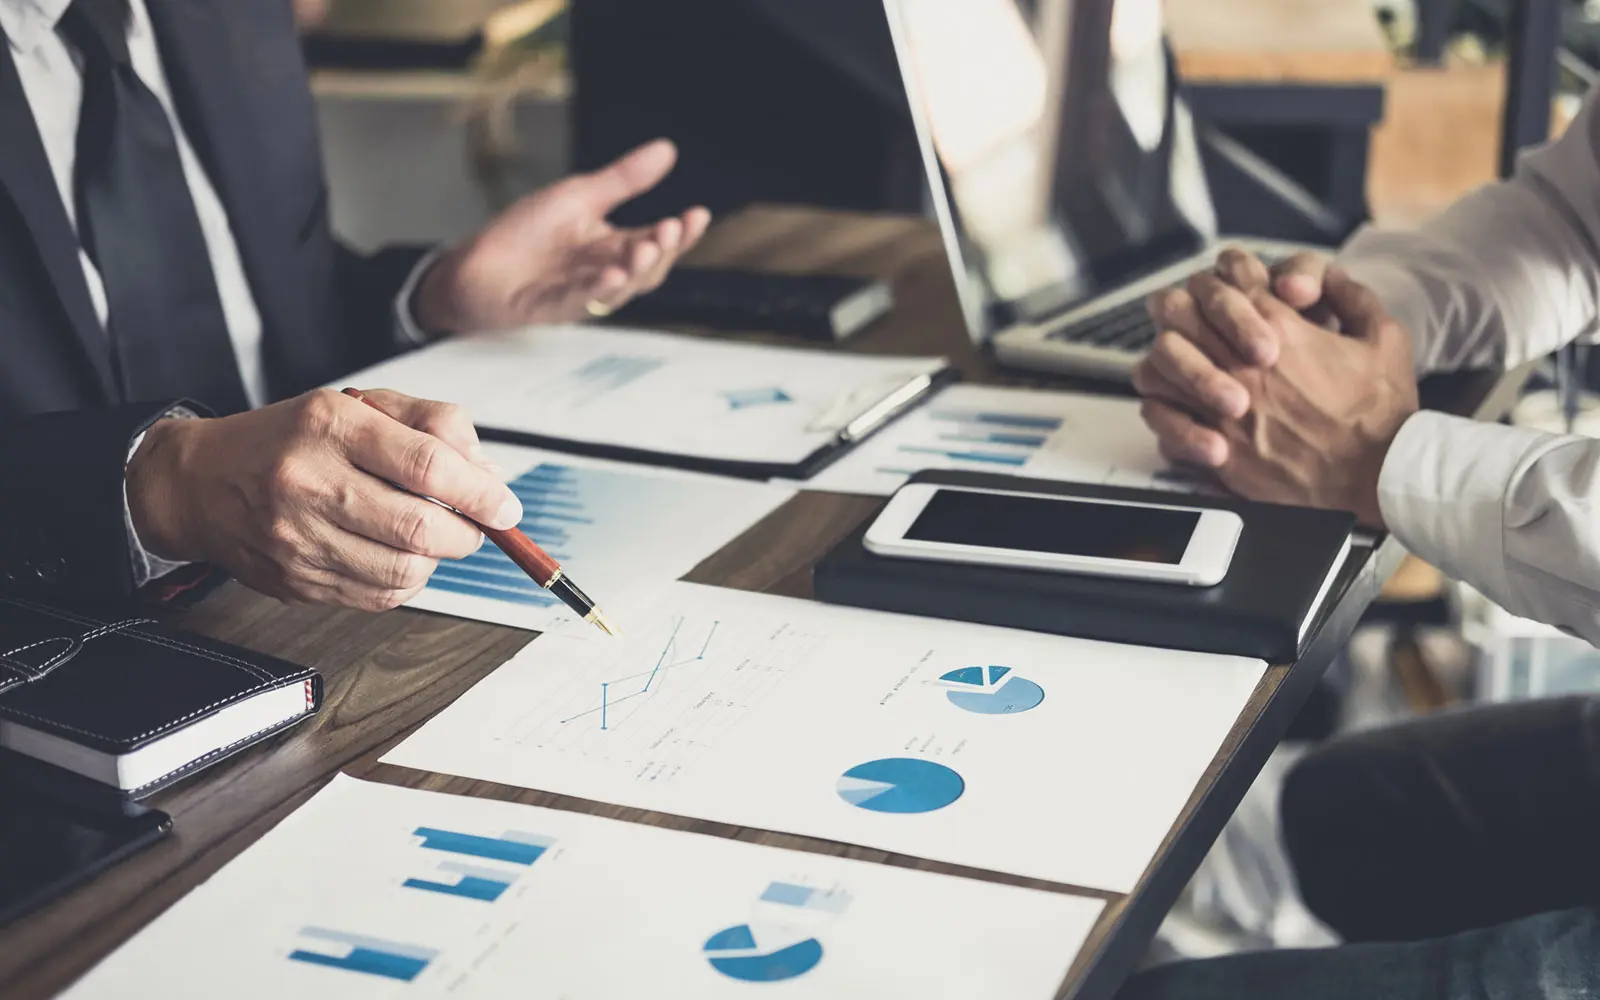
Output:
top-left (883, 0), bottom-right (1321, 380)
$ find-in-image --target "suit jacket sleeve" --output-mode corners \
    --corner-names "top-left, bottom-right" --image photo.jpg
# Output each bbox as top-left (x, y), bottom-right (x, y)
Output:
top-left (332, 241), bottom-right (434, 370)
top-left (0, 402), bottom-right (188, 604)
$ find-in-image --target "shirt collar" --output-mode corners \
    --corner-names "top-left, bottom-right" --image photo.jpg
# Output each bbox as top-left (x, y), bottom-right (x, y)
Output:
top-left (1, 0), bottom-right (79, 52)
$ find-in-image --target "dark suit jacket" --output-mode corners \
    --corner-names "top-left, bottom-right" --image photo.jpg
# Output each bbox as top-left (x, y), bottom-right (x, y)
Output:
top-left (0, 0), bottom-right (426, 603)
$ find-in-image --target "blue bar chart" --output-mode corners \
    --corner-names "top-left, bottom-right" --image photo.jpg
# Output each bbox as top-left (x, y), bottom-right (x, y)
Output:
top-left (409, 453), bottom-right (793, 632)
top-left (403, 827), bottom-right (556, 902)
top-left (802, 383), bottom-right (1181, 496)
top-left (287, 927), bottom-right (438, 982)
top-left (402, 861), bottom-right (518, 902)
top-left (426, 463), bottom-right (583, 608)
top-left (886, 408), bottom-right (1065, 471)
top-left (413, 827), bottom-right (554, 865)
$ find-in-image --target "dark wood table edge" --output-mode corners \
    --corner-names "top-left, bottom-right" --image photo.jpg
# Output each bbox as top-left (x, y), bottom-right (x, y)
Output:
top-left (1066, 364), bottom-right (1530, 999)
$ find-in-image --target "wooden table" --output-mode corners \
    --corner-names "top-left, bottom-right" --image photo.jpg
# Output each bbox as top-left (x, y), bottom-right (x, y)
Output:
top-left (0, 205), bottom-right (1505, 1000)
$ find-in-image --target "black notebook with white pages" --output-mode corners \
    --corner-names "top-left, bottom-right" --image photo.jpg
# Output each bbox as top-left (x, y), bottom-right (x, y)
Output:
top-left (0, 598), bottom-right (322, 798)
top-left (813, 471), bottom-right (1357, 662)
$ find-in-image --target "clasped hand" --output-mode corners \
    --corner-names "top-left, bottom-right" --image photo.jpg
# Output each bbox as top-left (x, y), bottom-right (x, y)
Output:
top-left (1130, 250), bottom-right (1419, 527)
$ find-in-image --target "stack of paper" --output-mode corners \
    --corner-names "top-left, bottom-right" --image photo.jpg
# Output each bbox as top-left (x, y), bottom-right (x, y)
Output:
top-left (386, 582), bottom-right (1266, 894)
top-left (63, 777), bottom-right (1103, 999)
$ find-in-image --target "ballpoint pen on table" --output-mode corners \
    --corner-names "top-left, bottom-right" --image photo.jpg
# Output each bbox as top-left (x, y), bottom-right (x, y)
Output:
top-left (340, 387), bottom-right (619, 637)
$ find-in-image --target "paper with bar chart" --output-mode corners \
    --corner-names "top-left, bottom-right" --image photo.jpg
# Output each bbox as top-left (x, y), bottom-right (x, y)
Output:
top-left (386, 583), bottom-right (1266, 892)
top-left (62, 777), bottom-right (1101, 999)
top-left (338, 324), bottom-right (946, 466)
top-left (407, 442), bottom-right (792, 632)
top-left (794, 383), bottom-right (1210, 495)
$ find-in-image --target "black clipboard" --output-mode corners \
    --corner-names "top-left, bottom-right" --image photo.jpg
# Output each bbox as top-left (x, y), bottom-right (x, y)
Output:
top-left (475, 365), bottom-right (961, 481)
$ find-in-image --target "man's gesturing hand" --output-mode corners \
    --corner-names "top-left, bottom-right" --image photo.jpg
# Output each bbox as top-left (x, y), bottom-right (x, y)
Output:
top-left (125, 388), bottom-right (523, 610)
top-left (411, 139), bottom-right (711, 335)
top-left (1134, 268), bottom-right (1419, 527)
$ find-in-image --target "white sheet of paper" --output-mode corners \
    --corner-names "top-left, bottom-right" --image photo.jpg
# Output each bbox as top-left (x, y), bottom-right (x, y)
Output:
top-left (62, 776), bottom-right (1103, 1000)
top-left (385, 583), bottom-right (1266, 893)
top-left (792, 383), bottom-right (1208, 495)
top-left (411, 443), bottom-right (793, 632)
top-left (340, 325), bottom-right (945, 465)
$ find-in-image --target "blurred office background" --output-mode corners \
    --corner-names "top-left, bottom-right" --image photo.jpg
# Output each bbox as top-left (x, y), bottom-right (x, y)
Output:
top-left (299, 0), bottom-right (1600, 958)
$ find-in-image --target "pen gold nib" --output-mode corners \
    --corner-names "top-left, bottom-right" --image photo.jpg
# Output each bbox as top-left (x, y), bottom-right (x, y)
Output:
top-left (588, 608), bottom-right (620, 637)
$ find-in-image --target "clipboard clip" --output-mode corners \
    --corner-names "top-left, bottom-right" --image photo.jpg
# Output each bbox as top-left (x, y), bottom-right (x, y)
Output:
top-left (806, 371), bottom-right (938, 443)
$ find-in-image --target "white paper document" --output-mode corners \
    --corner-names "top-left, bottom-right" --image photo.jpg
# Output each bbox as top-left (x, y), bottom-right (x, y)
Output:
top-left (340, 325), bottom-right (945, 466)
top-left (796, 383), bottom-right (1207, 495)
top-left (386, 583), bottom-right (1267, 892)
top-left (64, 776), bottom-right (1103, 999)
top-left (412, 443), bottom-right (793, 632)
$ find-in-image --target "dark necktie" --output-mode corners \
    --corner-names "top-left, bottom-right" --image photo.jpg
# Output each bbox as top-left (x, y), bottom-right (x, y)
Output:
top-left (60, 0), bottom-right (251, 414)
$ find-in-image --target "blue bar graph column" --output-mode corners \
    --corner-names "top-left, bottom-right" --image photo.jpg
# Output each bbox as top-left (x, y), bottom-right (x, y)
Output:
top-left (402, 826), bottom-right (557, 903)
top-left (403, 861), bottom-right (518, 902)
top-left (288, 927), bottom-right (438, 982)
top-left (427, 462), bottom-right (609, 607)
top-left (413, 827), bottom-right (554, 865)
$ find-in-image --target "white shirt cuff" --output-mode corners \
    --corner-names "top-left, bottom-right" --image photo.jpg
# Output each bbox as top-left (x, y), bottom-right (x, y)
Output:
top-left (394, 246), bottom-right (447, 345)
top-left (1335, 242), bottom-right (1439, 375)
top-left (124, 408), bottom-right (198, 587)
top-left (1376, 410), bottom-right (1556, 606)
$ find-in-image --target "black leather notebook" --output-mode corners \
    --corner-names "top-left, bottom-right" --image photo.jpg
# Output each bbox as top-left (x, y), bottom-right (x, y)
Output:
top-left (613, 268), bottom-right (896, 341)
top-left (0, 598), bottom-right (322, 798)
top-left (813, 471), bottom-right (1357, 662)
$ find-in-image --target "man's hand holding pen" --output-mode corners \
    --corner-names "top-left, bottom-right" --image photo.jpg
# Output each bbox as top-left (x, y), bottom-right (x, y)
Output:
top-left (126, 388), bottom-right (523, 612)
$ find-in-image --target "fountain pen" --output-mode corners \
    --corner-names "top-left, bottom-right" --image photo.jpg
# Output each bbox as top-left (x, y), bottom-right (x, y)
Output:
top-left (341, 388), bottom-right (618, 636)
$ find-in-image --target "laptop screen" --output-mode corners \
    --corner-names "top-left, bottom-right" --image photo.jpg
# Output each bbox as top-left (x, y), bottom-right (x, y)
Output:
top-left (884, 0), bottom-right (1217, 341)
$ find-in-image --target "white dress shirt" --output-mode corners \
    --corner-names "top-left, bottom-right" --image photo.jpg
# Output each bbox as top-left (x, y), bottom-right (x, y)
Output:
top-left (1337, 85), bottom-right (1600, 644)
top-left (0, 0), bottom-right (269, 406)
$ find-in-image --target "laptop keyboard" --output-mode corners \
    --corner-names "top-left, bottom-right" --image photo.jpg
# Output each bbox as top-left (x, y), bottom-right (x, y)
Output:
top-left (1043, 298), bottom-right (1156, 351)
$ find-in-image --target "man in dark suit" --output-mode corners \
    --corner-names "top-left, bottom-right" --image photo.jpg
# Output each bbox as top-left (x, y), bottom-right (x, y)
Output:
top-left (0, 0), bottom-right (707, 610)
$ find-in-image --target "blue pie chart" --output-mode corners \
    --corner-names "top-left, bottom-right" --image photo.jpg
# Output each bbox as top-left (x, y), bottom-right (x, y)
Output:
top-left (947, 676), bottom-right (1046, 715)
top-left (940, 666), bottom-right (1045, 715)
top-left (704, 924), bottom-right (823, 982)
top-left (836, 757), bottom-right (965, 814)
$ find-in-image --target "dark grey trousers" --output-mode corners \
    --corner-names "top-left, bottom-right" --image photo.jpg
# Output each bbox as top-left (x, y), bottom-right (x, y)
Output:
top-left (1119, 697), bottom-right (1600, 999)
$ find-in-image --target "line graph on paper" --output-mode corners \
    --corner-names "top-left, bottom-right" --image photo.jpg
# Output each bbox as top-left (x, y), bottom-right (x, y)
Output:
top-left (490, 611), bottom-right (826, 778)
top-left (556, 617), bottom-right (721, 731)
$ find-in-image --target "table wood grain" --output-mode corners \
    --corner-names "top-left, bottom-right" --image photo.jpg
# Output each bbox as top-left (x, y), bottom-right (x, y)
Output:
top-left (0, 205), bottom-right (1493, 1000)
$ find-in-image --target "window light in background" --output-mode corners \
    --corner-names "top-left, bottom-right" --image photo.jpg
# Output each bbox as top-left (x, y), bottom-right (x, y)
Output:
top-left (895, 0), bottom-right (1078, 304)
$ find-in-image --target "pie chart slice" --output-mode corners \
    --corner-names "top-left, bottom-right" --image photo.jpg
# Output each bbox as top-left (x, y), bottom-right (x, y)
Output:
top-left (938, 665), bottom-right (1012, 687)
top-left (836, 758), bottom-right (964, 814)
top-left (947, 675), bottom-right (1045, 715)
top-left (704, 924), bottom-right (823, 982)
